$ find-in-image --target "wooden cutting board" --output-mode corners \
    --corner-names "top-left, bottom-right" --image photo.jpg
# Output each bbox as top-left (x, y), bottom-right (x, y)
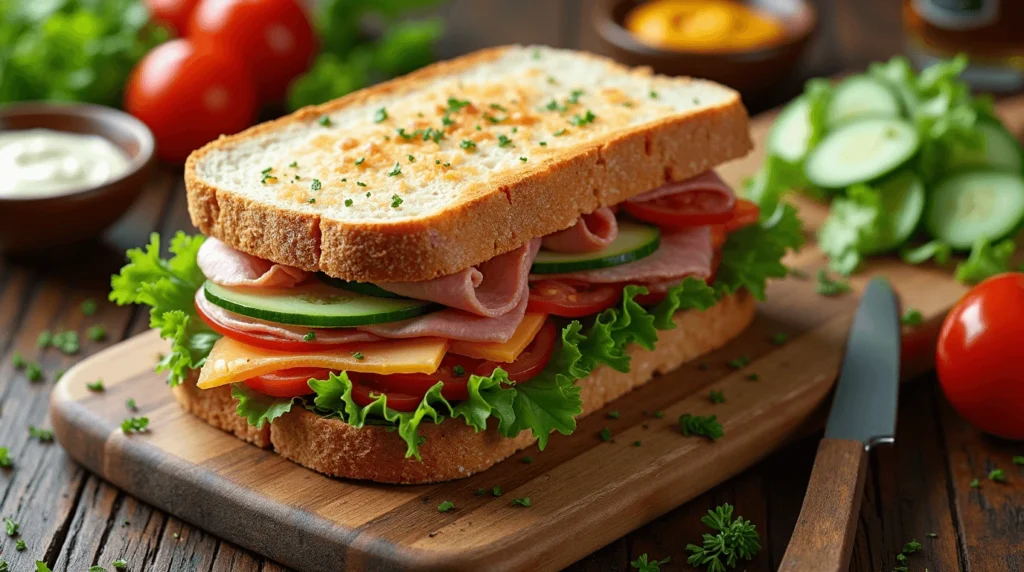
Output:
top-left (50, 96), bottom-right (1024, 572)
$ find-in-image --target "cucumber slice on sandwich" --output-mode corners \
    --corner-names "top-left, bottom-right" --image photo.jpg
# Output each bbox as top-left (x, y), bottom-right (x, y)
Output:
top-left (925, 169), bottom-right (1024, 250)
top-left (531, 221), bottom-right (660, 274)
top-left (317, 275), bottom-right (401, 299)
top-left (203, 281), bottom-right (438, 327)
top-left (825, 76), bottom-right (902, 128)
top-left (805, 117), bottom-right (919, 189)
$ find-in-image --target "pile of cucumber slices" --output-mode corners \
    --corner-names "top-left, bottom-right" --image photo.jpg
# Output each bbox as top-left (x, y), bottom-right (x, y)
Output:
top-left (749, 55), bottom-right (1024, 282)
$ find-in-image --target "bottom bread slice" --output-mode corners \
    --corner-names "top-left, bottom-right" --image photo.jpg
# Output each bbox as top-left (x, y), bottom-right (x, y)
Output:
top-left (172, 290), bottom-right (755, 484)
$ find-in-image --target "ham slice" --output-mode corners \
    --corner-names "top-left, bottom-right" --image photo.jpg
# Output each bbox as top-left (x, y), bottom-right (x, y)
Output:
top-left (194, 290), bottom-right (382, 344)
top-left (541, 207), bottom-right (618, 253)
top-left (198, 238), bottom-right (310, 289)
top-left (360, 285), bottom-right (529, 343)
top-left (377, 239), bottom-right (540, 318)
top-left (628, 170), bottom-right (736, 209)
top-left (530, 226), bottom-right (714, 284)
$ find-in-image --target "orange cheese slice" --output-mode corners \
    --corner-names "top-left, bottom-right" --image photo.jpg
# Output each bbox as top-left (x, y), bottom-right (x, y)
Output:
top-left (197, 336), bottom-right (448, 390)
top-left (448, 313), bottom-right (548, 363)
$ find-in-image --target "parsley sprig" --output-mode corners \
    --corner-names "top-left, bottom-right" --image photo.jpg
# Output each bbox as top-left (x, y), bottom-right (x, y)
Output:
top-left (685, 504), bottom-right (760, 572)
top-left (679, 414), bottom-right (724, 441)
top-left (631, 554), bottom-right (670, 572)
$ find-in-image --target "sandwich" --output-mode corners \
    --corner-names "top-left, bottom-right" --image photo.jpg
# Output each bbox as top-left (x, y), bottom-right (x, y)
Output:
top-left (110, 46), bottom-right (802, 484)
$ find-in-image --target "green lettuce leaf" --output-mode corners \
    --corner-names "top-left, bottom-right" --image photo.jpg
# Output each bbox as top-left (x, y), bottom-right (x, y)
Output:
top-left (110, 232), bottom-right (220, 386)
top-left (954, 237), bottom-right (1017, 284)
top-left (715, 203), bottom-right (805, 300)
top-left (803, 78), bottom-right (833, 150)
top-left (232, 384), bottom-right (295, 429)
top-left (120, 209), bottom-right (802, 458)
top-left (818, 184), bottom-right (886, 275)
top-left (900, 240), bottom-right (952, 265)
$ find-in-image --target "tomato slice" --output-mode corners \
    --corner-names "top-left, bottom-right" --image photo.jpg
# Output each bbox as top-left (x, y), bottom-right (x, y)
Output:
top-left (722, 199), bottom-right (760, 232)
top-left (244, 367), bottom-right (332, 398)
top-left (622, 190), bottom-right (735, 227)
top-left (475, 319), bottom-right (557, 382)
top-left (528, 280), bottom-right (622, 318)
top-left (350, 379), bottom-right (423, 412)
top-left (361, 354), bottom-right (485, 402)
top-left (195, 299), bottom-right (355, 352)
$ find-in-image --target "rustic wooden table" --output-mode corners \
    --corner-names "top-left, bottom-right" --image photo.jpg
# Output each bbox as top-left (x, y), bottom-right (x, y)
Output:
top-left (1, 1), bottom-right (1021, 570)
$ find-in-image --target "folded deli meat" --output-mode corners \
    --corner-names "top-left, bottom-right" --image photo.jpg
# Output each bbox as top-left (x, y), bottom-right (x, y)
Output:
top-left (110, 45), bottom-right (803, 483)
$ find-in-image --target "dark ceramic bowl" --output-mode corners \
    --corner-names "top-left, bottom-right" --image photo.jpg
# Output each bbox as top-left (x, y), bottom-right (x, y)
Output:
top-left (593, 0), bottom-right (817, 95)
top-left (0, 102), bottom-right (155, 252)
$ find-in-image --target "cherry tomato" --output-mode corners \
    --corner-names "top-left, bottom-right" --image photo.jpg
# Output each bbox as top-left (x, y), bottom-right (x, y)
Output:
top-left (126, 39), bottom-right (257, 163)
top-left (243, 367), bottom-right (332, 397)
top-left (189, 0), bottom-right (317, 103)
top-left (622, 191), bottom-right (735, 227)
top-left (361, 354), bottom-right (486, 402)
top-left (722, 199), bottom-right (760, 232)
top-left (527, 280), bottom-right (622, 318)
top-left (475, 319), bottom-right (557, 382)
top-left (937, 272), bottom-right (1024, 440)
top-left (195, 299), bottom-right (355, 352)
top-left (146, 0), bottom-right (200, 36)
top-left (350, 379), bottom-right (423, 412)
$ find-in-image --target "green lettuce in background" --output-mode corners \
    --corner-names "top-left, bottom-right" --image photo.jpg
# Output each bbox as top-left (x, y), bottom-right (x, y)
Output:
top-left (287, 0), bottom-right (445, 111)
top-left (111, 204), bottom-right (803, 459)
top-left (0, 0), bottom-right (169, 106)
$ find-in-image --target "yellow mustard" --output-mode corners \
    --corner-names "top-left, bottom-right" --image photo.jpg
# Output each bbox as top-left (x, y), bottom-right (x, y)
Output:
top-left (625, 0), bottom-right (786, 53)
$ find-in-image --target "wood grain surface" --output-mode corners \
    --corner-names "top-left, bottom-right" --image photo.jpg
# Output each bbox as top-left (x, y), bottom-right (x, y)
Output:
top-left (778, 439), bottom-right (868, 572)
top-left (2, 2), bottom-right (1023, 571)
top-left (46, 96), bottom-right (1024, 571)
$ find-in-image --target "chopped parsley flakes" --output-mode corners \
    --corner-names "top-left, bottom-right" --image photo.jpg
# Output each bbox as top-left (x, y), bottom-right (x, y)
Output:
top-left (373, 108), bottom-right (388, 123)
top-left (437, 500), bottom-right (454, 513)
top-left (318, 115), bottom-right (332, 127)
top-left (553, 128), bottom-right (567, 137)
top-left (901, 309), bottom-right (923, 326)
top-left (599, 427), bottom-right (612, 442)
top-left (570, 110), bottom-right (596, 126)
top-left (452, 365), bottom-right (465, 377)
top-left (728, 355), bottom-right (750, 369)
top-left (512, 497), bottom-right (532, 507)
top-left (460, 139), bottom-right (477, 150)
top-left (310, 178), bottom-right (322, 191)
top-left (0, 448), bottom-right (12, 469)
top-left (86, 324), bottom-right (106, 342)
top-left (391, 194), bottom-right (403, 208)
top-left (771, 332), bottom-right (789, 345)
top-left (29, 426), bottom-right (54, 442)
top-left (816, 269), bottom-right (851, 297)
top-left (709, 390), bottom-right (726, 404)
top-left (121, 417), bottom-right (149, 434)
top-left (80, 299), bottom-right (98, 316)
top-left (86, 379), bottom-right (105, 392)
top-left (303, 331), bottom-right (316, 342)
top-left (352, 351), bottom-right (364, 360)
top-left (679, 413), bottom-right (724, 441)
top-left (344, 199), bottom-right (353, 207)
top-left (387, 162), bottom-right (402, 177)
top-left (497, 134), bottom-right (513, 147)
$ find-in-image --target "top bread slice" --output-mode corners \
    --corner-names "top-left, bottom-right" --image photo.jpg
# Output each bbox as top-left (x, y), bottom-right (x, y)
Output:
top-left (185, 45), bottom-right (752, 283)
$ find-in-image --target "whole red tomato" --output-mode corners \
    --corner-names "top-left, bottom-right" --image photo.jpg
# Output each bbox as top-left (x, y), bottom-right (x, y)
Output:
top-left (146, 0), bottom-right (200, 36)
top-left (936, 272), bottom-right (1024, 440)
top-left (188, 0), bottom-right (316, 104)
top-left (125, 38), bottom-right (257, 163)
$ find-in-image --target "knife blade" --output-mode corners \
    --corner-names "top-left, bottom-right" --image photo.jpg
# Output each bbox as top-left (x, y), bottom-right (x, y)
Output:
top-left (779, 277), bottom-right (902, 572)
top-left (824, 276), bottom-right (902, 448)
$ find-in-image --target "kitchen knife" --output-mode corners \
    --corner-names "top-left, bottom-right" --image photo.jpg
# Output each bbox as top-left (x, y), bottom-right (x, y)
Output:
top-left (779, 277), bottom-right (901, 572)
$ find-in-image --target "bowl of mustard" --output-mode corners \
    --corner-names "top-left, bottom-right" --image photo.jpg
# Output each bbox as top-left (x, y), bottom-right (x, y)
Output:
top-left (594, 0), bottom-right (817, 95)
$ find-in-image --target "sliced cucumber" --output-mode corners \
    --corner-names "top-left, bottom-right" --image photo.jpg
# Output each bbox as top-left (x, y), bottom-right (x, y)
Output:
top-left (203, 281), bottom-right (438, 327)
top-left (804, 118), bottom-right (919, 189)
top-left (866, 170), bottom-right (926, 254)
top-left (946, 120), bottom-right (1023, 173)
top-left (767, 97), bottom-right (812, 163)
top-left (531, 221), bottom-right (660, 274)
top-left (825, 76), bottom-right (902, 128)
top-left (316, 274), bottom-right (401, 298)
top-left (925, 169), bottom-right (1024, 250)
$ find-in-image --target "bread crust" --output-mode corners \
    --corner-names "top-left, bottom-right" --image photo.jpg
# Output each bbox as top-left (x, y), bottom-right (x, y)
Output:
top-left (185, 46), bottom-right (752, 282)
top-left (172, 291), bottom-right (754, 484)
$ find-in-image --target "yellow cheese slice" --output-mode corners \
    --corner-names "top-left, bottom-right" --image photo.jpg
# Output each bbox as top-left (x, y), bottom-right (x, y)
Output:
top-left (197, 336), bottom-right (448, 390)
top-left (448, 313), bottom-right (548, 363)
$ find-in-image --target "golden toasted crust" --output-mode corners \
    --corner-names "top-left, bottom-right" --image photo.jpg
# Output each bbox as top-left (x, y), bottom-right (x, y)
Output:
top-left (185, 46), bottom-right (752, 282)
top-left (172, 377), bottom-right (271, 448)
top-left (172, 291), bottom-right (754, 484)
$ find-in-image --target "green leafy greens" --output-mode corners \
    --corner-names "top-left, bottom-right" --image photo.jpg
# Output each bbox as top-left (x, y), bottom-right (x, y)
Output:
top-left (110, 206), bottom-right (801, 460)
top-left (686, 504), bottom-right (761, 572)
top-left (0, 0), bottom-right (169, 107)
top-left (287, 1), bottom-right (444, 111)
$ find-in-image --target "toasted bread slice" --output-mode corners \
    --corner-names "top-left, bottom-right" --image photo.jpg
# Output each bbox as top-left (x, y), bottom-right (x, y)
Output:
top-left (171, 291), bottom-right (754, 484)
top-left (185, 45), bottom-right (751, 283)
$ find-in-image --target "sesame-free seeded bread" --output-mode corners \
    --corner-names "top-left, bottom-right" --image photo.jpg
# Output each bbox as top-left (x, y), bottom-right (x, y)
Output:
top-left (185, 45), bottom-right (751, 283)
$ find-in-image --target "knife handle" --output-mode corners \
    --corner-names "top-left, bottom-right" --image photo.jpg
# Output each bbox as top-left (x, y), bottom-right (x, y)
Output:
top-left (778, 438), bottom-right (868, 572)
